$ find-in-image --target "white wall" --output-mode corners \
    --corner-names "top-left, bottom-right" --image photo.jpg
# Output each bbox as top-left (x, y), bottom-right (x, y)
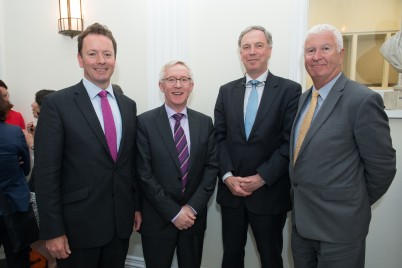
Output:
top-left (0, 1), bottom-right (401, 267)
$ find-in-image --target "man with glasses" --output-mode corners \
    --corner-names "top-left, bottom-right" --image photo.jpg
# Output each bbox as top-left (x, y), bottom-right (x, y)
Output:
top-left (136, 60), bottom-right (219, 268)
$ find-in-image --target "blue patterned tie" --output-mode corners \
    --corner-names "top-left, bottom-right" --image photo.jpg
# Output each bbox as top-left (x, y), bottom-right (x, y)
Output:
top-left (245, 80), bottom-right (259, 140)
top-left (172, 113), bottom-right (189, 193)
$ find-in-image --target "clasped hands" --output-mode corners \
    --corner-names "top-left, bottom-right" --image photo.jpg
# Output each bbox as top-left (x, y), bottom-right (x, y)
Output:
top-left (173, 205), bottom-right (196, 231)
top-left (224, 174), bottom-right (265, 197)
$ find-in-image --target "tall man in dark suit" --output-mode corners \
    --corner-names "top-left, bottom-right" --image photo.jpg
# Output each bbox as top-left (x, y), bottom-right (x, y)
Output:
top-left (34, 23), bottom-right (141, 268)
top-left (136, 60), bottom-right (219, 268)
top-left (214, 25), bottom-right (302, 268)
top-left (290, 24), bottom-right (396, 268)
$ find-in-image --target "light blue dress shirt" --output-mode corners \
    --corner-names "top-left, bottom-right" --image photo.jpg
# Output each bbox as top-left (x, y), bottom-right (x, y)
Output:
top-left (293, 73), bottom-right (342, 150)
top-left (83, 78), bottom-right (122, 152)
top-left (165, 104), bottom-right (191, 153)
top-left (164, 104), bottom-right (196, 220)
top-left (222, 70), bottom-right (268, 182)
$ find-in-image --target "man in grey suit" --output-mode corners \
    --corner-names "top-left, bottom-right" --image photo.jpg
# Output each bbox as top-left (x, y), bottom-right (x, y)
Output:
top-left (290, 24), bottom-right (396, 268)
top-left (34, 23), bottom-right (141, 268)
top-left (136, 60), bottom-right (219, 268)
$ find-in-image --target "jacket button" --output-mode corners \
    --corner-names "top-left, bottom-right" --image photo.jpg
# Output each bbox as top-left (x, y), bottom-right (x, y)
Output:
top-left (293, 183), bottom-right (298, 187)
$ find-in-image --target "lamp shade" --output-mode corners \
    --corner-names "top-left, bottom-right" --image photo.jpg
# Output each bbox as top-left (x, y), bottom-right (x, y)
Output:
top-left (58, 0), bottom-right (83, 38)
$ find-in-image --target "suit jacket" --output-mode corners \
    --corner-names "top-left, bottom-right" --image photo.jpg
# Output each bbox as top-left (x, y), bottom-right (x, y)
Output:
top-left (214, 72), bottom-right (302, 214)
top-left (289, 73), bottom-right (396, 243)
top-left (136, 105), bottom-right (219, 239)
top-left (34, 81), bottom-right (139, 248)
top-left (0, 122), bottom-right (30, 216)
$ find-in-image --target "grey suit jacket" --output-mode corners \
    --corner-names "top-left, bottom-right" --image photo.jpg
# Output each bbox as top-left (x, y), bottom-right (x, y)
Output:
top-left (35, 81), bottom-right (138, 248)
top-left (136, 105), bottom-right (219, 238)
top-left (289, 73), bottom-right (396, 243)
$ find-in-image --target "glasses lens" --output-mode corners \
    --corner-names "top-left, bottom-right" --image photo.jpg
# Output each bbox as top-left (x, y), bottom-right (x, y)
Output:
top-left (164, 77), bottom-right (191, 84)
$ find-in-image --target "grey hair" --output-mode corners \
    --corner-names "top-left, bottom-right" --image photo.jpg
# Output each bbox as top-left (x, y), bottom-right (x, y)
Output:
top-left (305, 24), bottom-right (343, 52)
top-left (159, 60), bottom-right (194, 82)
top-left (238, 25), bottom-right (273, 48)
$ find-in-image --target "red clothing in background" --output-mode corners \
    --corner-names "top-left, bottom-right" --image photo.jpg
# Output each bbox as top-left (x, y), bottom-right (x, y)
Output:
top-left (5, 109), bottom-right (26, 129)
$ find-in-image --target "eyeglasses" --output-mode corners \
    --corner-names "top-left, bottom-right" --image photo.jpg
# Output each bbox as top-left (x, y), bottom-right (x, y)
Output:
top-left (162, 77), bottom-right (192, 85)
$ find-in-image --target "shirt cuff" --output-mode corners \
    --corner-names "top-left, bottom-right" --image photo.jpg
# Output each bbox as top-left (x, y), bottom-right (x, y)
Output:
top-left (222, 171), bottom-right (233, 182)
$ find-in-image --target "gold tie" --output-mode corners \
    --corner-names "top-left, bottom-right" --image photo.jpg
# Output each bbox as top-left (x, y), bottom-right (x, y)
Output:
top-left (294, 91), bottom-right (319, 164)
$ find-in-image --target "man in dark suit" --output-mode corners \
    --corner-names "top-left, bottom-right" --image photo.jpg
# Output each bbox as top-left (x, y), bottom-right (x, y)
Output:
top-left (214, 25), bottom-right (301, 268)
top-left (290, 24), bottom-right (396, 268)
top-left (136, 60), bottom-right (219, 268)
top-left (34, 23), bottom-right (141, 268)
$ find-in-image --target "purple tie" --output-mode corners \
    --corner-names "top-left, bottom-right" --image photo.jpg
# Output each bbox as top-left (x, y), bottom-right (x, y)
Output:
top-left (98, 90), bottom-right (117, 162)
top-left (172, 113), bottom-right (189, 193)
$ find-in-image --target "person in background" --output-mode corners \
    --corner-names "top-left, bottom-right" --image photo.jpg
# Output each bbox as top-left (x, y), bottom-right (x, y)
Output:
top-left (22, 89), bottom-right (57, 268)
top-left (34, 23), bottom-right (141, 268)
top-left (0, 80), bottom-right (26, 129)
top-left (214, 25), bottom-right (301, 268)
top-left (24, 89), bottom-right (56, 155)
top-left (289, 24), bottom-right (396, 268)
top-left (136, 60), bottom-right (219, 268)
top-left (0, 96), bottom-right (31, 268)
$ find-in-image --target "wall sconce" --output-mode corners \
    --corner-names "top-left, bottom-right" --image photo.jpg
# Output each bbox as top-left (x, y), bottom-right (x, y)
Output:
top-left (58, 0), bottom-right (83, 38)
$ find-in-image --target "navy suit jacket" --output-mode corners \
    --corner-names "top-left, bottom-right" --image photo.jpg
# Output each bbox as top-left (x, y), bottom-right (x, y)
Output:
top-left (34, 81), bottom-right (139, 248)
top-left (136, 105), bottom-right (219, 238)
top-left (214, 72), bottom-right (301, 214)
top-left (0, 122), bottom-right (30, 216)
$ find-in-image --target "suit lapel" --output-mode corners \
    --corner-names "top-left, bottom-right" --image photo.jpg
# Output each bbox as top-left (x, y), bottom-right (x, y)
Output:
top-left (233, 79), bottom-right (247, 139)
top-left (290, 88), bottom-right (311, 164)
top-left (154, 106), bottom-right (181, 171)
top-left (72, 81), bottom-right (111, 160)
top-left (187, 109), bottom-right (199, 174)
top-left (250, 72), bottom-right (280, 138)
top-left (114, 92), bottom-right (130, 162)
top-left (298, 74), bottom-right (346, 157)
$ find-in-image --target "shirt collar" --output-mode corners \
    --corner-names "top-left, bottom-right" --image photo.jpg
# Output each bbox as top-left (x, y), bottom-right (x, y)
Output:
top-left (312, 72), bottom-right (342, 100)
top-left (245, 70), bottom-right (269, 85)
top-left (83, 78), bottom-right (115, 100)
top-left (164, 104), bottom-right (188, 118)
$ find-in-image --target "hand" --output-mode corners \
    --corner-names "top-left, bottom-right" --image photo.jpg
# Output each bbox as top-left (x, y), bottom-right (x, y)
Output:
top-left (45, 235), bottom-right (71, 259)
top-left (224, 176), bottom-right (252, 197)
top-left (133, 211), bottom-right (142, 232)
top-left (240, 174), bottom-right (265, 192)
top-left (22, 129), bottom-right (34, 148)
top-left (173, 205), bottom-right (196, 230)
top-left (18, 156), bottom-right (24, 165)
top-left (27, 122), bottom-right (35, 135)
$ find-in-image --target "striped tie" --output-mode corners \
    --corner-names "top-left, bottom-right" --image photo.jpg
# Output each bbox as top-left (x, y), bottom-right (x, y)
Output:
top-left (172, 113), bottom-right (189, 193)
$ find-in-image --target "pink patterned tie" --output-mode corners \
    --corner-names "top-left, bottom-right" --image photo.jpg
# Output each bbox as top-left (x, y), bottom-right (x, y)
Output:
top-left (172, 113), bottom-right (189, 193)
top-left (98, 90), bottom-right (117, 162)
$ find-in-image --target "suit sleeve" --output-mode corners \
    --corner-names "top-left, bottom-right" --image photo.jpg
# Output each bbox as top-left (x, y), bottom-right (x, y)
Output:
top-left (354, 93), bottom-right (396, 204)
top-left (136, 116), bottom-right (182, 222)
top-left (214, 86), bottom-right (234, 179)
top-left (18, 129), bottom-right (31, 176)
top-left (256, 83), bottom-right (301, 186)
top-left (186, 117), bottom-right (219, 212)
top-left (34, 96), bottom-right (66, 240)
